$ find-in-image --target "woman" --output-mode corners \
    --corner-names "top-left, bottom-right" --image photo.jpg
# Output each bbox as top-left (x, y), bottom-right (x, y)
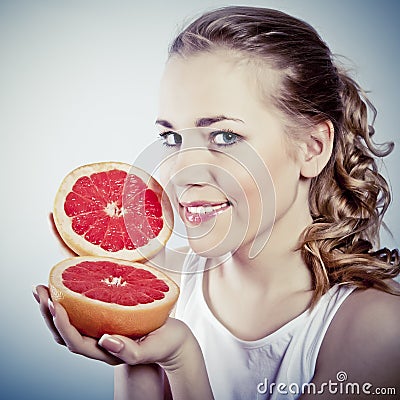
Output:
top-left (34, 6), bottom-right (399, 399)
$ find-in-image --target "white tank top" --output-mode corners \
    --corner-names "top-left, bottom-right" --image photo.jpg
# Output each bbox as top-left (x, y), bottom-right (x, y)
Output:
top-left (175, 251), bottom-right (355, 400)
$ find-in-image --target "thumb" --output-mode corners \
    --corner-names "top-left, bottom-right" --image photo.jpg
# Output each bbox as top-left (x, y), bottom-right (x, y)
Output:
top-left (98, 334), bottom-right (144, 364)
top-left (98, 318), bottom-right (189, 367)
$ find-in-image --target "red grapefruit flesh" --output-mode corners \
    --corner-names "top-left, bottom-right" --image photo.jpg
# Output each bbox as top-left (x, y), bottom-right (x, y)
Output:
top-left (53, 162), bottom-right (173, 261)
top-left (49, 256), bottom-right (179, 338)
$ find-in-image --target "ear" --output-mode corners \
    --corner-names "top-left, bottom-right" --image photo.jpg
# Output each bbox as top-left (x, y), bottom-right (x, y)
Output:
top-left (299, 120), bottom-right (334, 178)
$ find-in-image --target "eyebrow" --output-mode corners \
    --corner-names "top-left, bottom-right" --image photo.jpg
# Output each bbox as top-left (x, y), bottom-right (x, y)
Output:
top-left (155, 115), bottom-right (244, 129)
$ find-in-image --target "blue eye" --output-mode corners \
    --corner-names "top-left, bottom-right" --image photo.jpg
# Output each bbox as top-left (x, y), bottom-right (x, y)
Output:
top-left (159, 131), bottom-right (182, 147)
top-left (211, 130), bottom-right (242, 146)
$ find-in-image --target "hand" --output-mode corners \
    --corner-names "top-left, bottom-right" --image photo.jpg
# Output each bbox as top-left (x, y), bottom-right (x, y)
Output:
top-left (33, 285), bottom-right (213, 399)
top-left (99, 319), bottom-right (214, 400)
top-left (97, 317), bottom-right (193, 371)
top-left (33, 285), bottom-right (192, 369)
top-left (33, 285), bottom-right (122, 365)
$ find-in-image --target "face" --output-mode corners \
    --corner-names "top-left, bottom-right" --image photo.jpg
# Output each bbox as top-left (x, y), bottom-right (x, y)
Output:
top-left (156, 52), bottom-right (305, 258)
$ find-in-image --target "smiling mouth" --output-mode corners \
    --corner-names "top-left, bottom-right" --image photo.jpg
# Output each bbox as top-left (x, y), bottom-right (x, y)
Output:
top-left (180, 201), bottom-right (231, 225)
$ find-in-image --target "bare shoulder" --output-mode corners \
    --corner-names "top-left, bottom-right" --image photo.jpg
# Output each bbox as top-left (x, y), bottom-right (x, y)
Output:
top-left (325, 282), bottom-right (400, 342)
top-left (165, 245), bottom-right (190, 278)
top-left (164, 245), bottom-right (191, 267)
top-left (331, 281), bottom-right (400, 327)
top-left (145, 245), bottom-right (190, 288)
top-left (312, 282), bottom-right (400, 394)
top-left (164, 245), bottom-right (191, 288)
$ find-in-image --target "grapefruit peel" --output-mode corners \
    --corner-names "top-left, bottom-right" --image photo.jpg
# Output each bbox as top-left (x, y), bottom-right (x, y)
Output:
top-left (53, 161), bottom-right (173, 262)
top-left (49, 256), bottom-right (179, 338)
top-left (49, 162), bottom-right (178, 338)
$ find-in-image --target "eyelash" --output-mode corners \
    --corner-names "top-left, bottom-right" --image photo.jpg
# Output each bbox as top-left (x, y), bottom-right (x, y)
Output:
top-left (210, 129), bottom-right (243, 147)
top-left (158, 131), bottom-right (181, 148)
top-left (158, 129), bottom-right (243, 148)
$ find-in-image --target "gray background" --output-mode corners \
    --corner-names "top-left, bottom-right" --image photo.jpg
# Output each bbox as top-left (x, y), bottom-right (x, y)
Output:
top-left (1, 1), bottom-right (398, 399)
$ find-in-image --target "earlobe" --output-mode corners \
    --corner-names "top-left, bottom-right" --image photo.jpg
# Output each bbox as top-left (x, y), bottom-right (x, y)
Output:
top-left (300, 120), bottom-right (334, 178)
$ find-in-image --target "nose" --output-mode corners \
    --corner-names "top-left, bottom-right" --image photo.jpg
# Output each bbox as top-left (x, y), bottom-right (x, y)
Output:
top-left (166, 146), bottom-right (215, 188)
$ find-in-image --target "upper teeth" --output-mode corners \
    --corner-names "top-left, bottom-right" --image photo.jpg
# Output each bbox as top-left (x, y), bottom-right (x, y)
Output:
top-left (187, 203), bottom-right (228, 215)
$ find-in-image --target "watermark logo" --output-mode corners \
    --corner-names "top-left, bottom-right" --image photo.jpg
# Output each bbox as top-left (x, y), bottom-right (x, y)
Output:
top-left (256, 371), bottom-right (397, 396)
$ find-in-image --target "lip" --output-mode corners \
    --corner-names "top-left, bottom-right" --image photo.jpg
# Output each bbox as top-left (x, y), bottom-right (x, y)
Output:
top-left (179, 200), bottom-right (231, 226)
top-left (180, 200), bottom-right (229, 207)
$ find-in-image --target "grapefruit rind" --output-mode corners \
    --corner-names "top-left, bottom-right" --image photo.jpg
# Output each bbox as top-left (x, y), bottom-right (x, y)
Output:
top-left (49, 256), bottom-right (180, 338)
top-left (53, 162), bottom-right (174, 262)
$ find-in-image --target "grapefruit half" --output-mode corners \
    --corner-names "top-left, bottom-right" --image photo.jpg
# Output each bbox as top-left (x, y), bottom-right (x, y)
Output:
top-left (49, 256), bottom-right (179, 338)
top-left (53, 162), bottom-right (173, 261)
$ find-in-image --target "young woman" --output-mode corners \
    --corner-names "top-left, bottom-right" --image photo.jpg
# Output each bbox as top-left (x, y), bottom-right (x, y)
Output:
top-left (34, 6), bottom-right (400, 399)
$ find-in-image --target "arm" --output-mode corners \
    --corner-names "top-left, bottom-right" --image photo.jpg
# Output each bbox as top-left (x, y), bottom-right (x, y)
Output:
top-left (100, 318), bottom-right (214, 400)
top-left (112, 246), bottom-right (189, 400)
top-left (35, 242), bottom-right (212, 400)
top-left (114, 364), bottom-right (168, 400)
top-left (34, 286), bottom-right (213, 400)
top-left (164, 339), bottom-right (213, 400)
top-left (301, 286), bottom-right (400, 400)
top-left (35, 284), bottom-right (171, 399)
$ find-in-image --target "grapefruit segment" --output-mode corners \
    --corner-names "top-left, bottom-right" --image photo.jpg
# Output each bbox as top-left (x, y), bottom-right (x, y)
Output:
top-left (53, 162), bottom-right (173, 261)
top-left (49, 256), bottom-right (179, 338)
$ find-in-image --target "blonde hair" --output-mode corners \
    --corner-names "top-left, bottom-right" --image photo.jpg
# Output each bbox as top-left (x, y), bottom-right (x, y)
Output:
top-left (169, 6), bottom-right (399, 303)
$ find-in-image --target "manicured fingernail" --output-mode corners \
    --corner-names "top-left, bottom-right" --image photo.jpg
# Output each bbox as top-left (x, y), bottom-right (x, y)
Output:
top-left (32, 285), bottom-right (40, 303)
top-left (99, 334), bottom-right (124, 353)
top-left (48, 298), bottom-right (56, 317)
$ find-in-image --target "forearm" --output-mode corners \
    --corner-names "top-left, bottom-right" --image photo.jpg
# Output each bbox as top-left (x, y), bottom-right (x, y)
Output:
top-left (163, 337), bottom-right (214, 400)
top-left (114, 364), bottom-right (165, 400)
top-left (101, 319), bottom-right (213, 400)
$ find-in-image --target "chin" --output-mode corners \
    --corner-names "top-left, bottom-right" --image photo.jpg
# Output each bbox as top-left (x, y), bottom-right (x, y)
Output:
top-left (188, 240), bottom-right (232, 260)
top-left (186, 224), bottom-right (245, 261)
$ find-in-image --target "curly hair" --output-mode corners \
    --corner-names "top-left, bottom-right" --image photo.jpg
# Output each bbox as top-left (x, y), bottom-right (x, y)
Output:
top-left (169, 5), bottom-right (399, 303)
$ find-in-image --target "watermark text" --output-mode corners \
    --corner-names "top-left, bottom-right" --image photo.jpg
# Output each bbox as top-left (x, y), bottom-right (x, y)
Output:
top-left (257, 371), bottom-right (396, 396)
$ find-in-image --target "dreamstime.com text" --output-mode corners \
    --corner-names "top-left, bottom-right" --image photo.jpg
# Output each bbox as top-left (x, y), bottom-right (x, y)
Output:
top-left (257, 371), bottom-right (397, 396)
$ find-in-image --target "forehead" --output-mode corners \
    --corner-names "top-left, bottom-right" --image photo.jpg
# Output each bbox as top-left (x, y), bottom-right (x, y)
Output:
top-left (158, 52), bottom-right (279, 128)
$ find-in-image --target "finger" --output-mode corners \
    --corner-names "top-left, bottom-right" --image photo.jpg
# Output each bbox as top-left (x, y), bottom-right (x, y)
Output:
top-left (48, 212), bottom-right (76, 256)
top-left (32, 285), bottom-right (40, 303)
top-left (99, 331), bottom-right (174, 366)
top-left (98, 334), bottom-right (143, 364)
top-left (35, 285), bottom-right (66, 346)
top-left (98, 320), bottom-right (182, 366)
top-left (52, 301), bottom-right (122, 365)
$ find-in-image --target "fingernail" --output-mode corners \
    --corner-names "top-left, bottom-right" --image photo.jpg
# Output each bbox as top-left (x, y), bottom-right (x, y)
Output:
top-left (99, 334), bottom-right (124, 353)
top-left (32, 285), bottom-right (40, 303)
top-left (48, 298), bottom-right (56, 317)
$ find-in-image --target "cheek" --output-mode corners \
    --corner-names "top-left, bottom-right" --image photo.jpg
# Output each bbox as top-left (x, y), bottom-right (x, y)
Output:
top-left (221, 159), bottom-right (276, 227)
top-left (159, 158), bottom-right (178, 206)
top-left (159, 166), bottom-right (171, 191)
top-left (244, 171), bottom-right (275, 229)
top-left (268, 161), bottom-right (300, 218)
